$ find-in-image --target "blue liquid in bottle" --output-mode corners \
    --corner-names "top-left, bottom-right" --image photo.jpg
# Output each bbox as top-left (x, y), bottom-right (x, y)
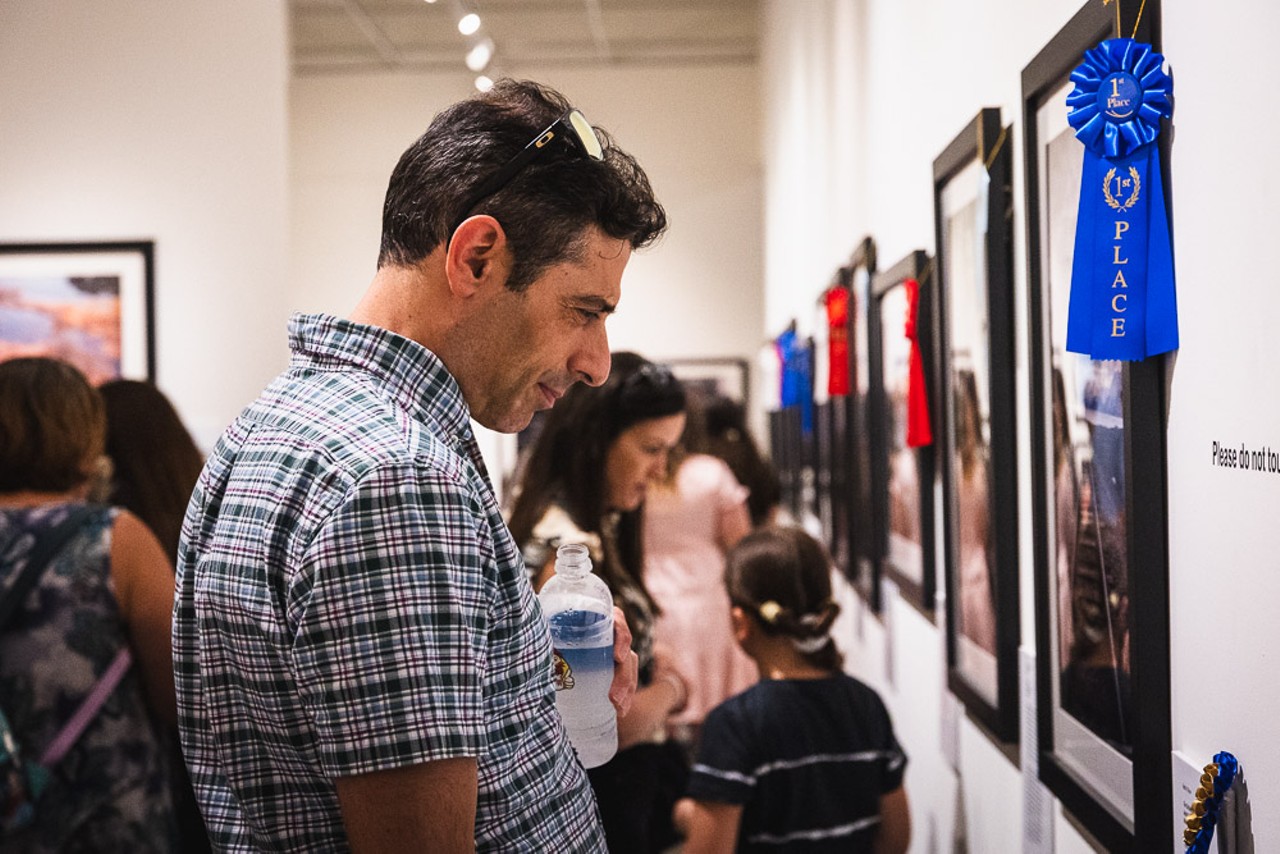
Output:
top-left (541, 545), bottom-right (617, 768)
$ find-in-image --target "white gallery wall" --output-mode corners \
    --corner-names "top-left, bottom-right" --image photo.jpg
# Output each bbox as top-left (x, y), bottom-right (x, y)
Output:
top-left (0, 0), bottom-right (291, 450)
top-left (763, 0), bottom-right (1280, 850)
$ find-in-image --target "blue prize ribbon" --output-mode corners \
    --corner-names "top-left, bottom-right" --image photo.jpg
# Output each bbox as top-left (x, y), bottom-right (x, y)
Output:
top-left (1066, 38), bottom-right (1176, 361)
top-left (776, 327), bottom-right (815, 437)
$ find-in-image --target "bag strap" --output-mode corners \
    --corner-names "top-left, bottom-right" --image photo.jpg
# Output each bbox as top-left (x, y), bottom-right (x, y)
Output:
top-left (0, 505), bottom-right (132, 768)
top-left (39, 647), bottom-right (132, 766)
top-left (0, 505), bottom-right (98, 633)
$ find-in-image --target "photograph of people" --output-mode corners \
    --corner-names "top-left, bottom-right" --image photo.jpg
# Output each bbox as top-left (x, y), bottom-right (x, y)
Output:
top-left (953, 367), bottom-right (995, 655)
top-left (1045, 126), bottom-right (1132, 758)
top-left (882, 285), bottom-right (923, 588)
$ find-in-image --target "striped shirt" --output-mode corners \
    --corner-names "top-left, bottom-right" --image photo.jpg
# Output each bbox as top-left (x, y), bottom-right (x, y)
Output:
top-left (686, 673), bottom-right (906, 852)
top-left (173, 313), bottom-right (604, 852)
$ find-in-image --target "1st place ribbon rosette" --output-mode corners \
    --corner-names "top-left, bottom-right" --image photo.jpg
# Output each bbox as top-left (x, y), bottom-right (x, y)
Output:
top-left (1066, 38), bottom-right (1176, 360)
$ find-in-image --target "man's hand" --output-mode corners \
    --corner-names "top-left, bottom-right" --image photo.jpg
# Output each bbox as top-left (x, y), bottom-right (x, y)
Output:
top-left (608, 606), bottom-right (639, 716)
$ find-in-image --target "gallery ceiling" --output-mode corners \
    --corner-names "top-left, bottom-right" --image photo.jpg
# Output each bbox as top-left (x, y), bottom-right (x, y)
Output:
top-left (290, 0), bottom-right (760, 76)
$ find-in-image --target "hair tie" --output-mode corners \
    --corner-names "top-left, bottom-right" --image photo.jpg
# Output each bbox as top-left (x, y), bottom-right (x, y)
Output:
top-left (798, 614), bottom-right (819, 629)
top-left (790, 635), bottom-right (829, 655)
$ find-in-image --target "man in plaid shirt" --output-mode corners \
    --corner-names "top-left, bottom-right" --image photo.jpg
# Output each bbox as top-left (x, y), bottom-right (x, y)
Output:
top-left (174, 79), bottom-right (665, 851)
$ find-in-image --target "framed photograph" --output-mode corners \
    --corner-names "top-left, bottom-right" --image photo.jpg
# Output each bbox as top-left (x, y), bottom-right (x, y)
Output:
top-left (838, 239), bottom-right (881, 607)
top-left (1023, 1), bottom-right (1172, 848)
top-left (767, 326), bottom-right (807, 521)
top-left (796, 336), bottom-right (818, 529)
top-left (812, 272), bottom-right (852, 575)
top-left (934, 108), bottom-right (1020, 743)
top-left (868, 250), bottom-right (936, 620)
top-left (0, 241), bottom-right (155, 382)
top-left (814, 397), bottom-right (835, 548)
top-left (767, 408), bottom-right (790, 514)
top-left (668, 356), bottom-right (750, 406)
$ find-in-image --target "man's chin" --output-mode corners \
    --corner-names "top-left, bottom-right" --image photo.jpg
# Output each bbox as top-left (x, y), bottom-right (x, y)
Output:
top-left (475, 410), bottom-right (535, 435)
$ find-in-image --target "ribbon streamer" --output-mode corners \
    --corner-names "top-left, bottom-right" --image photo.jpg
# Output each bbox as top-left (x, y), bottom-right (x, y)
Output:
top-left (904, 278), bottom-right (932, 448)
top-left (1184, 751), bottom-right (1240, 854)
top-left (1066, 38), bottom-right (1176, 360)
top-left (826, 286), bottom-right (851, 397)
top-left (776, 326), bottom-right (814, 437)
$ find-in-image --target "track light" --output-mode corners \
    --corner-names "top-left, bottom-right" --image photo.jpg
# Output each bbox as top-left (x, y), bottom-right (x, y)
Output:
top-left (458, 13), bottom-right (481, 36)
top-left (475, 74), bottom-right (494, 92)
top-left (466, 38), bottom-right (494, 72)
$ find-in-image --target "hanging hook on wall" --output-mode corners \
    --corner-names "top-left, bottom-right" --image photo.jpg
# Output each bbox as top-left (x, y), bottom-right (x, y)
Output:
top-left (1102, 0), bottom-right (1149, 40)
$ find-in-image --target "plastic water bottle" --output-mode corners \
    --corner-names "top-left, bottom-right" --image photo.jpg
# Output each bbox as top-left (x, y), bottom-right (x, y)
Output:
top-left (539, 542), bottom-right (617, 768)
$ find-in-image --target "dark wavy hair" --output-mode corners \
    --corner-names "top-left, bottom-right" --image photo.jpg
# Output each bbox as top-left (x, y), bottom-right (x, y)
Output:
top-left (0, 358), bottom-right (105, 493)
top-left (507, 352), bottom-right (686, 611)
top-left (726, 525), bottom-right (843, 672)
top-left (100, 380), bottom-right (205, 562)
top-left (378, 79), bottom-right (667, 292)
top-left (691, 393), bottom-right (781, 528)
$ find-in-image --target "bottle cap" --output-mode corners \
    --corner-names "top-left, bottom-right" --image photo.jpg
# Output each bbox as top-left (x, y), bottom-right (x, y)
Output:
top-left (555, 542), bottom-right (592, 576)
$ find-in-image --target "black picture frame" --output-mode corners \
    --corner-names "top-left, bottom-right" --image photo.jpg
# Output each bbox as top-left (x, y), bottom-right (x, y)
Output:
top-left (768, 324), bottom-right (808, 522)
top-left (1023, 1), bottom-right (1172, 848)
top-left (0, 240), bottom-right (156, 382)
top-left (934, 108), bottom-right (1020, 744)
top-left (770, 404), bottom-right (804, 522)
top-left (869, 250), bottom-right (936, 620)
top-left (840, 238), bottom-right (881, 608)
top-left (814, 396), bottom-right (835, 549)
top-left (812, 267), bottom-right (856, 586)
top-left (667, 357), bottom-right (750, 408)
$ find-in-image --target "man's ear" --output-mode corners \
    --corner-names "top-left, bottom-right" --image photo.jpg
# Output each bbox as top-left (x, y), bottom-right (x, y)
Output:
top-left (445, 215), bottom-right (511, 297)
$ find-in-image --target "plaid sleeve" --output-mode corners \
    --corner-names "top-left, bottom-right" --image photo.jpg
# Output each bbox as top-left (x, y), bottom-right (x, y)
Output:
top-left (289, 460), bottom-right (491, 777)
top-left (685, 700), bottom-right (756, 805)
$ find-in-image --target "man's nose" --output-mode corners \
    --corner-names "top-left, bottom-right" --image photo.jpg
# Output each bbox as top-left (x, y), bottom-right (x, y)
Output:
top-left (572, 325), bottom-right (611, 387)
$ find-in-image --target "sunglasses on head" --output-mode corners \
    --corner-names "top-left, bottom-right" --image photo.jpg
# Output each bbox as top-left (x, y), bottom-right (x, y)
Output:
top-left (450, 109), bottom-right (603, 241)
top-left (620, 362), bottom-right (677, 395)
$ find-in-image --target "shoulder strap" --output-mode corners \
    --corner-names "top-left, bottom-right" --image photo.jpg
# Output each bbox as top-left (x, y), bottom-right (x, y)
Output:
top-left (38, 647), bottom-right (132, 767)
top-left (0, 505), bottom-right (99, 633)
top-left (0, 505), bottom-right (131, 769)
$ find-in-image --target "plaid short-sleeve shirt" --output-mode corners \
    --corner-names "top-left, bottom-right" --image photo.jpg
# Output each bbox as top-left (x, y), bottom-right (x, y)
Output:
top-left (174, 313), bottom-right (603, 852)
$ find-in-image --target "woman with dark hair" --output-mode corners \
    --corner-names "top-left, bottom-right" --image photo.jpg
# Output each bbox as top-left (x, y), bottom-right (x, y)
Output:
top-left (675, 526), bottom-right (910, 854)
top-left (97, 379), bottom-right (211, 852)
top-left (507, 351), bottom-right (691, 854)
top-left (695, 394), bottom-right (781, 529)
top-left (0, 358), bottom-right (178, 851)
top-left (99, 380), bottom-right (205, 562)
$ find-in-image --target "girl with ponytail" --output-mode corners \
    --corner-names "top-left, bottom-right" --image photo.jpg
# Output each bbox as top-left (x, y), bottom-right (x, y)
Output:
top-left (674, 526), bottom-right (911, 853)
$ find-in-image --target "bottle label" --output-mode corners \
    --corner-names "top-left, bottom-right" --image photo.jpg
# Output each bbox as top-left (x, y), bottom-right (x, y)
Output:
top-left (550, 644), bottom-right (611, 693)
top-left (552, 650), bottom-right (575, 690)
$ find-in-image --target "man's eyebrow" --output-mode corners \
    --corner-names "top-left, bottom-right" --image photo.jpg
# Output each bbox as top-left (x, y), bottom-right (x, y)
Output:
top-left (572, 296), bottom-right (617, 314)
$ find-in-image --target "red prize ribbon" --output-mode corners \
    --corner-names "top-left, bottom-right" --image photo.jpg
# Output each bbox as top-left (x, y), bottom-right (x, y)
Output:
top-left (825, 286), bottom-right (850, 397)
top-left (904, 278), bottom-right (932, 448)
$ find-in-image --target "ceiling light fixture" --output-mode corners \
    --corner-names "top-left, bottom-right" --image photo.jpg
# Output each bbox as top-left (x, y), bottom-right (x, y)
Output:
top-left (465, 37), bottom-right (494, 72)
top-left (458, 13), bottom-right (481, 36)
top-left (475, 74), bottom-right (494, 92)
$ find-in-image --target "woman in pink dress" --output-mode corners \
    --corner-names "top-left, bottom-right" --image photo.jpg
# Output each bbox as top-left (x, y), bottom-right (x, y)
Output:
top-left (644, 448), bottom-right (756, 745)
